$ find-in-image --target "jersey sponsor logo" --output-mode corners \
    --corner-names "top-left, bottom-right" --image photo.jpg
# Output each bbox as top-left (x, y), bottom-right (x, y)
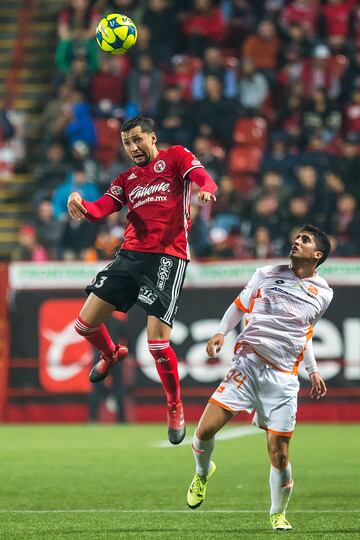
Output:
top-left (307, 285), bottom-right (319, 295)
top-left (110, 185), bottom-right (122, 196)
top-left (128, 182), bottom-right (170, 203)
top-left (138, 285), bottom-right (158, 305)
top-left (154, 160), bottom-right (166, 173)
top-left (157, 257), bottom-right (173, 290)
top-left (127, 173), bottom-right (137, 180)
top-left (275, 279), bottom-right (285, 284)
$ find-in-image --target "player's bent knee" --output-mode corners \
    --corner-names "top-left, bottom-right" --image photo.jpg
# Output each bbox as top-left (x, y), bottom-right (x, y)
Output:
top-left (270, 450), bottom-right (289, 470)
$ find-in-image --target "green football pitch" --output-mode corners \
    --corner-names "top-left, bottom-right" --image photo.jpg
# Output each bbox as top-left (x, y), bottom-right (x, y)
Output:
top-left (0, 424), bottom-right (358, 539)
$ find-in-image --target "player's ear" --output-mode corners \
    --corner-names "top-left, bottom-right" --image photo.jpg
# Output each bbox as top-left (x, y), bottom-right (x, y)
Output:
top-left (151, 132), bottom-right (157, 145)
top-left (314, 250), bottom-right (323, 264)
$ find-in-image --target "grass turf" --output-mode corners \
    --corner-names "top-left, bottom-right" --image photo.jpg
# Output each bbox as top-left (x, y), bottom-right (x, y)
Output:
top-left (0, 424), bottom-right (358, 539)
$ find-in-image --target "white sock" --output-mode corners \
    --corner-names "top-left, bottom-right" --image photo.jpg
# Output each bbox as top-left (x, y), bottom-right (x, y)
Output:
top-left (192, 433), bottom-right (214, 476)
top-left (269, 463), bottom-right (293, 515)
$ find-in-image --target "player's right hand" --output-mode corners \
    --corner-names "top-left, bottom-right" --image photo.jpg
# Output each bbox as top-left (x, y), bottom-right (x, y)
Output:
top-left (67, 192), bottom-right (87, 221)
top-left (206, 333), bottom-right (225, 357)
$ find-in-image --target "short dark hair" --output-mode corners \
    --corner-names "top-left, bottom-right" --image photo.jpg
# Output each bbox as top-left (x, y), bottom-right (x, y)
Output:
top-left (299, 224), bottom-right (331, 266)
top-left (121, 116), bottom-right (155, 134)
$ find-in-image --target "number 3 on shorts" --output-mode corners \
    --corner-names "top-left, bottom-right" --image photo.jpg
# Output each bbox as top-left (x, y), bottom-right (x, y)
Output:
top-left (95, 276), bottom-right (108, 288)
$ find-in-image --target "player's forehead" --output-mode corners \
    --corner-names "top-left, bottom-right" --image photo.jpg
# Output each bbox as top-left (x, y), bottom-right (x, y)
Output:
top-left (121, 126), bottom-right (151, 142)
top-left (295, 231), bottom-right (315, 243)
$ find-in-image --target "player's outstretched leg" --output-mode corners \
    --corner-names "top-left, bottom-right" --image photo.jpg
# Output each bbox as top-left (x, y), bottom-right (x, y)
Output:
top-left (148, 339), bottom-right (186, 444)
top-left (89, 343), bottom-right (128, 383)
top-left (187, 461), bottom-right (216, 509)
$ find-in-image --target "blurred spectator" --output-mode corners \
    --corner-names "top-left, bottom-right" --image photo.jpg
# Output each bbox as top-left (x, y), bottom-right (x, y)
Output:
top-left (90, 56), bottom-right (125, 118)
top-left (283, 195), bottom-right (312, 231)
top-left (280, 0), bottom-right (319, 38)
top-left (191, 46), bottom-right (237, 100)
top-left (343, 87), bottom-right (360, 138)
top-left (292, 164), bottom-right (327, 225)
top-left (280, 21), bottom-right (312, 58)
top-left (33, 142), bottom-right (70, 200)
top-left (39, 83), bottom-right (73, 148)
top-left (142, 0), bottom-right (178, 64)
top-left (156, 84), bottom-right (193, 146)
top-left (192, 135), bottom-right (225, 180)
top-left (31, 199), bottom-right (64, 259)
top-left (248, 193), bottom-right (283, 241)
top-left (126, 54), bottom-right (163, 117)
top-left (181, 0), bottom-right (226, 56)
top-left (334, 137), bottom-right (360, 196)
top-left (188, 203), bottom-right (210, 258)
top-left (220, 0), bottom-right (256, 47)
top-left (84, 224), bottom-right (119, 261)
top-left (0, 109), bottom-right (25, 180)
top-left (165, 54), bottom-right (195, 100)
top-left (323, 170), bottom-right (345, 226)
top-left (56, 0), bottom-right (99, 74)
top-left (331, 192), bottom-right (360, 254)
top-left (211, 175), bottom-right (244, 232)
top-left (11, 225), bottom-right (49, 262)
top-left (302, 88), bottom-right (342, 142)
top-left (61, 218), bottom-right (100, 260)
top-left (321, 0), bottom-right (351, 44)
top-left (341, 48), bottom-right (360, 101)
top-left (63, 54), bottom-right (92, 98)
top-left (70, 140), bottom-right (100, 184)
top-left (237, 58), bottom-right (269, 113)
top-left (242, 19), bottom-right (281, 77)
top-left (64, 89), bottom-right (97, 149)
top-left (250, 225), bottom-right (282, 258)
top-left (260, 136), bottom-right (296, 181)
top-left (128, 24), bottom-right (153, 63)
top-left (300, 44), bottom-right (343, 100)
top-left (194, 75), bottom-right (239, 147)
top-left (252, 169), bottom-right (289, 207)
top-left (52, 162), bottom-right (101, 219)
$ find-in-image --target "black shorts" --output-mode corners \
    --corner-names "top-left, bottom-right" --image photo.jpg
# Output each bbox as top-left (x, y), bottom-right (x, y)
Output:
top-left (85, 250), bottom-right (188, 327)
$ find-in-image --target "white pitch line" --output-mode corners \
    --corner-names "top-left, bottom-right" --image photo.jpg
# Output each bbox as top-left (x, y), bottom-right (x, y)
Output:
top-left (0, 509), bottom-right (359, 514)
top-left (153, 425), bottom-right (261, 448)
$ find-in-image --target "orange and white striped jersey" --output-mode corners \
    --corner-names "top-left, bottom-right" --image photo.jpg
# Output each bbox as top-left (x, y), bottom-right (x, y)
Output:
top-left (233, 264), bottom-right (333, 375)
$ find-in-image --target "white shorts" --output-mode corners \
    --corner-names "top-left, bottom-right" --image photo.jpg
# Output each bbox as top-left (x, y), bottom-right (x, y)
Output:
top-left (209, 345), bottom-right (300, 437)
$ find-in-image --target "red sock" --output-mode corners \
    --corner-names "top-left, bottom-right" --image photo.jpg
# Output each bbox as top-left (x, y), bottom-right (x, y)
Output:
top-left (75, 317), bottom-right (115, 357)
top-left (148, 340), bottom-right (181, 406)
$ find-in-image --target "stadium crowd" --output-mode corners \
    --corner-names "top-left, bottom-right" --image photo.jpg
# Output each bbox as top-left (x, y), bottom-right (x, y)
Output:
top-left (13, 0), bottom-right (360, 262)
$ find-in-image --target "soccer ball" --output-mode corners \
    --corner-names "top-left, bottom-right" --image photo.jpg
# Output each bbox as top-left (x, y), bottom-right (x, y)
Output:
top-left (95, 13), bottom-right (137, 55)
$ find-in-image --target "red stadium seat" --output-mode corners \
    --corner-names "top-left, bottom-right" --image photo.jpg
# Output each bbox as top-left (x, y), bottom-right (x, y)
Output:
top-left (94, 118), bottom-right (121, 167)
top-left (233, 117), bottom-right (267, 146)
top-left (228, 145), bottom-right (263, 174)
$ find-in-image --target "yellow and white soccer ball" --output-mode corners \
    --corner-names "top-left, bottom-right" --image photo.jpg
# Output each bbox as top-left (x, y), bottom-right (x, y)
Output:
top-left (95, 13), bottom-right (137, 55)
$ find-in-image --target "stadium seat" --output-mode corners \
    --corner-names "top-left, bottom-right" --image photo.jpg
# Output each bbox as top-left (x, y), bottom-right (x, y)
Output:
top-left (232, 174), bottom-right (257, 197)
top-left (228, 145), bottom-right (263, 174)
top-left (94, 118), bottom-right (121, 167)
top-left (233, 117), bottom-right (267, 146)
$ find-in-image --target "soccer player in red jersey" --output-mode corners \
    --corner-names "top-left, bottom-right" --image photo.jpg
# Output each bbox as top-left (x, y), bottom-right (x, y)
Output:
top-left (67, 116), bottom-right (217, 444)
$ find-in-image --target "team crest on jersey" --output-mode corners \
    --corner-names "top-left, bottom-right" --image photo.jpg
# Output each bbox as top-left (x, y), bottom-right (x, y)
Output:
top-left (154, 160), bottom-right (166, 173)
top-left (110, 185), bottom-right (122, 196)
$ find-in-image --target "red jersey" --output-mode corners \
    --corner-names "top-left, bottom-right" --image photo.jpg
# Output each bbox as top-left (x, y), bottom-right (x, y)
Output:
top-left (106, 145), bottom-right (204, 260)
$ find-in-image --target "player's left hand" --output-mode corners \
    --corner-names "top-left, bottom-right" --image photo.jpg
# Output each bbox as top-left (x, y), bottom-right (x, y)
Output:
top-left (309, 372), bottom-right (327, 400)
top-left (197, 191), bottom-right (216, 204)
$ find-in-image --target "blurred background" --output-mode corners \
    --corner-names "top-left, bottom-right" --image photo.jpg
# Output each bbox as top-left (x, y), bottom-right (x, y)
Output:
top-left (0, 0), bottom-right (359, 424)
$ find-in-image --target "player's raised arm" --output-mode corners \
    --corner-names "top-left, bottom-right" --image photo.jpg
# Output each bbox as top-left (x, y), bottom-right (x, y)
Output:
top-left (67, 192), bottom-right (122, 223)
top-left (187, 168), bottom-right (217, 204)
top-left (67, 191), bottom-right (87, 221)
